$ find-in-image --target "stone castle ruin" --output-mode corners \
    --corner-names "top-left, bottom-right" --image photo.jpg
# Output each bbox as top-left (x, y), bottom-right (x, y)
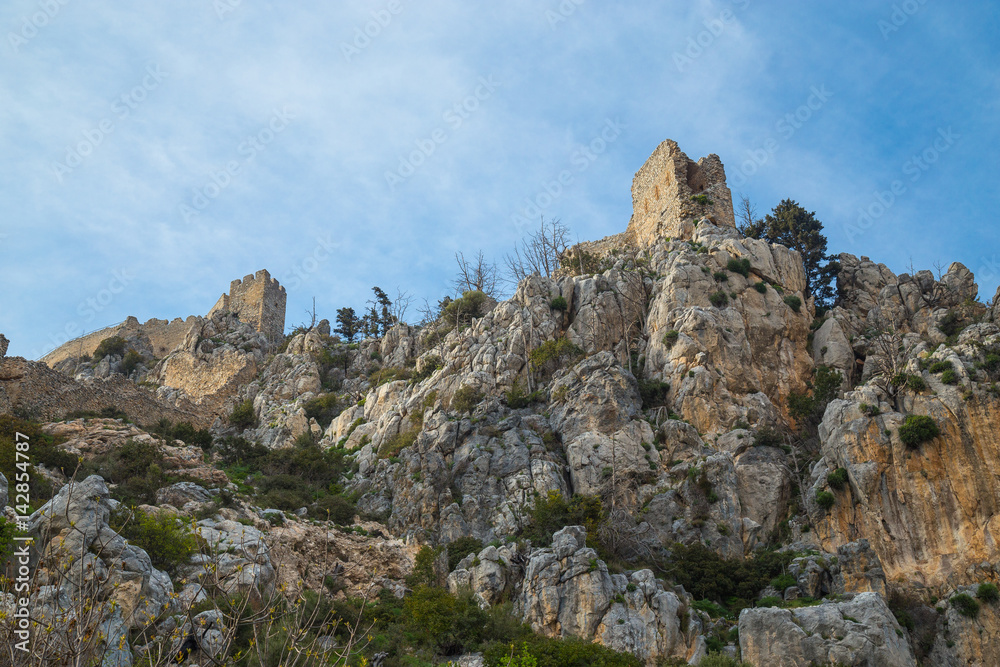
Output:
top-left (625, 139), bottom-right (735, 244)
top-left (207, 269), bottom-right (287, 344)
top-left (565, 139), bottom-right (736, 261)
top-left (41, 269), bottom-right (286, 367)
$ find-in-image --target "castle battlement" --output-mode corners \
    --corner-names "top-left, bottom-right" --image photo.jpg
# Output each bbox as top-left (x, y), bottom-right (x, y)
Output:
top-left (209, 269), bottom-right (286, 343)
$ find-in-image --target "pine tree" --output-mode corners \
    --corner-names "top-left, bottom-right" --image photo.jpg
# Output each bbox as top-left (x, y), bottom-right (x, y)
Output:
top-left (744, 199), bottom-right (840, 307)
top-left (334, 307), bottom-right (361, 342)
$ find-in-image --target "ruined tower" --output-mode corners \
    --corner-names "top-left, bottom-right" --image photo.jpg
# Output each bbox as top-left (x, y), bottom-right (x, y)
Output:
top-left (207, 269), bottom-right (287, 343)
top-left (625, 139), bottom-right (735, 245)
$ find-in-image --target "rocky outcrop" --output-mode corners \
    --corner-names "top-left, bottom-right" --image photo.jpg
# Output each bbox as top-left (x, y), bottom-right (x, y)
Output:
top-left (152, 312), bottom-right (268, 415)
top-left (927, 587), bottom-right (1000, 666)
top-left (739, 592), bottom-right (915, 666)
top-left (0, 354), bottom-right (205, 427)
top-left (516, 527), bottom-right (694, 664)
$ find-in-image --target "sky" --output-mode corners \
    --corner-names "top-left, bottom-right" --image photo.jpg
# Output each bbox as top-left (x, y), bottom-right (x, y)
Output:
top-left (1, 1), bottom-right (998, 359)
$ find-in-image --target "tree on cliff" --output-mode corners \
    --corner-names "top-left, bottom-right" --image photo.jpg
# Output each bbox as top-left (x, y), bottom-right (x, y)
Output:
top-left (335, 307), bottom-right (361, 342)
top-left (740, 198), bottom-right (840, 307)
top-left (503, 217), bottom-right (570, 286)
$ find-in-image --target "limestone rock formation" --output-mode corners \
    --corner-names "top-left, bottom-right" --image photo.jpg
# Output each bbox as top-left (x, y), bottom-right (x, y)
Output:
top-left (739, 592), bottom-right (916, 666)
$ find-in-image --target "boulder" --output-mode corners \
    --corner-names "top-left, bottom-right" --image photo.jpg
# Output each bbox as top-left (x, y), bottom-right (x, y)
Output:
top-left (739, 592), bottom-right (916, 666)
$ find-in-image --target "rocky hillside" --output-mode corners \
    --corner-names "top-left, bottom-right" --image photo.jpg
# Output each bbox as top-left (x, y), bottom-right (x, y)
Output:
top-left (3, 149), bottom-right (1000, 666)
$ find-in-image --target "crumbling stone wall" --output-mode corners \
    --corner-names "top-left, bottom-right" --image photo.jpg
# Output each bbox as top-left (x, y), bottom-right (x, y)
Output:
top-left (40, 316), bottom-right (199, 367)
top-left (208, 269), bottom-right (286, 343)
top-left (625, 139), bottom-right (735, 245)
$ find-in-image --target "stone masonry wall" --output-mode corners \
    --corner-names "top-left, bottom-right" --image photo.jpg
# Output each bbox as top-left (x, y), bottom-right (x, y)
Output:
top-left (41, 316), bottom-right (199, 367)
top-left (208, 269), bottom-right (286, 343)
top-left (625, 139), bottom-right (735, 246)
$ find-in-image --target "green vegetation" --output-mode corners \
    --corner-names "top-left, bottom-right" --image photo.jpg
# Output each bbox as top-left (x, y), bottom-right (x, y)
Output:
top-left (941, 369), bottom-right (958, 385)
top-left (93, 335), bottom-right (127, 359)
top-left (379, 428), bottom-right (419, 460)
top-left (740, 198), bottom-right (840, 306)
top-left (521, 491), bottom-right (602, 548)
top-left (452, 386), bottom-right (484, 415)
top-left (753, 281), bottom-right (767, 294)
top-left (665, 543), bottom-right (794, 614)
top-left (726, 258), bottom-right (751, 278)
top-left (906, 374), bottom-right (927, 393)
top-left (787, 365), bottom-right (842, 429)
top-left (303, 393), bottom-right (343, 429)
top-left (550, 296), bottom-right (568, 311)
top-left (951, 593), bottom-right (980, 618)
top-left (637, 379), bottom-right (670, 409)
top-left (783, 295), bottom-right (802, 313)
top-left (443, 290), bottom-right (490, 326)
top-left (827, 467), bottom-right (849, 490)
top-left (529, 337), bottom-right (585, 371)
top-left (690, 194), bottom-right (713, 206)
top-left (121, 348), bottom-right (143, 375)
top-left (713, 271), bottom-right (728, 282)
top-left (662, 330), bottom-right (680, 347)
top-left (149, 418), bottom-right (213, 449)
top-left (506, 381), bottom-right (545, 409)
top-left (109, 506), bottom-right (198, 575)
top-left (929, 360), bottom-right (953, 374)
top-left (228, 400), bottom-right (257, 430)
top-left (898, 415), bottom-right (940, 448)
top-left (815, 490), bottom-right (835, 510)
top-left (977, 582), bottom-right (999, 603)
top-left (447, 536), bottom-right (484, 571)
top-left (0, 415), bottom-right (77, 505)
top-left (709, 291), bottom-right (728, 308)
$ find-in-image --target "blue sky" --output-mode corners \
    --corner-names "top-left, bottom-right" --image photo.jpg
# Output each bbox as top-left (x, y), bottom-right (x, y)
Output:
top-left (2, 1), bottom-right (998, 359)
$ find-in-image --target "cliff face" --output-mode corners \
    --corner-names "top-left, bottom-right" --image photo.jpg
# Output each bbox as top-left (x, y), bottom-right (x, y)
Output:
top-left (8, 141), bottom-right (1000, 666)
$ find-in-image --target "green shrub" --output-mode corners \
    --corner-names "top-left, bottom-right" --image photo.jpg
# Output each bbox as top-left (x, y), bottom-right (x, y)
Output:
top-left (757, 596), bottom-right (783, 608)
top-left (827, 467), bottom-right (849, 490)
top-left (666, 543), bottom-right (793, 610)
top-left (709, 291), bottom-right (728, 308)
top-left (483, 634), bottom-right (642, 667)
top-left (638, 379), bottom-right (670, 409)
top-left (754, 281), bottom-right (768, 294)
top-left (529, 337), bottom-right (585, 371)
top-left (907, 375), bottom-right (927, 392)
top-left (312, 493), bottom-right (355, 524)
top-left (815, 490), bottom-right (835, 510)
top-left (860, 403), bottom-right (881, 417)
top-left (447, 535), bottom-right (484, 571)
top-left (215, 435), bottom-right (269, 470)
top-left (726, 258), bottom-right (751, 278)
top-left (783, 295), bottom-right (802, 313)
top-left (550, 296), bottom-right (568, 311)
top-left (713, 271), bottom-right (729, 282)
top-left (951, 593), bottom-right (980, 618)
top-left (109, 507), bottom-right (198, 575)
top-left (939, 310), bottom-right (966, 338)
top-left (0, 517), bottom-right (18, 563)
top-left (929, 360), bottom-right (953, 374)
top-left (752, 426), bottom-right (783, 448)
top-left (662, 330), bottom-right (680, 347)
top-left (379, 428), bottom-right (418, 459)
top-left (165, 421), bottom-right (213, 449)
top-left (443, 290), bottom-right (490, 325)
top-left (898, 415), bottom-right (940, 448)
top-left (452, 386), bottom-right (484, 415)
top-left (506, 381), bottom-right (545, 409)
top-left (770, 573), bottom-right (796, 591)
top-left (412, 354), bottom-right (444, 382)
top-left (303, 393), bottom-right (343, 428)
top-left (941, 369), bottom-right (958, 385)
top-left (692, 599), bottom-right (730, 618)
top-left (120, 349), bottom-right (143, 376)
top-left (690, 194), bottom-right (713, 206)
top-left (787, 365), bottom-right (842, 428)
top-left (82, 439), bottom-right (170, 506)
top-left (93, 335), bottom-right (127, 359)
top-left (0, 415), bottom-right (77, 506)
top-left (228, 400), bottom-right (257, 429)
top-left (977, 583), bottom-right (999, 603)
top-left (522, 491), bottom-right (602, 548)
